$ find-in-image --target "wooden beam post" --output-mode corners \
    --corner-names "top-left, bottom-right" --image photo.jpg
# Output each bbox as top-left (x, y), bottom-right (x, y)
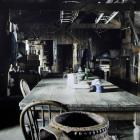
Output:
top-left (0, 10), bottom-right (10, 97)
top-left (73, 43), bottom-right (78, 71)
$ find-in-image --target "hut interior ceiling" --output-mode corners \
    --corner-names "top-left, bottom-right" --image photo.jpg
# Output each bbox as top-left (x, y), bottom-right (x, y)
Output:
top-left (4, 0), bottom-right (139, 38)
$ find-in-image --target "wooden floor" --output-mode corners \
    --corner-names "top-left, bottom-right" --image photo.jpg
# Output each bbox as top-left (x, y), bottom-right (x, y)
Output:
top-left (0, 125), bottom-right (24, 140)
top-left (0, 121), bottom-right (133, 140)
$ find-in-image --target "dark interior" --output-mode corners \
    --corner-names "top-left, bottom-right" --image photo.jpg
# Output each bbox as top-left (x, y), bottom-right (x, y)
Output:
top-left (0, 1), bottom-right (140, 140)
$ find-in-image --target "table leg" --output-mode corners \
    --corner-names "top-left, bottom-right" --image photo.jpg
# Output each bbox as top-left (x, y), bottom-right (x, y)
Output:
top-left (134, 113), bottom-right (140, 140)
top-left (104, 71), bottom-right (108, 81)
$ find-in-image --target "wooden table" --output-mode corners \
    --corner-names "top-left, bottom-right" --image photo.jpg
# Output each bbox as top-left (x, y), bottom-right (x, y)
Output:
top-left (19, 78), bottom-right (140, 139)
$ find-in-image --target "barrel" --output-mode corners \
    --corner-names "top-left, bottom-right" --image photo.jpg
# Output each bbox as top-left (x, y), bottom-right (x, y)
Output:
top-left (50, 111), bottom-right (111, 140)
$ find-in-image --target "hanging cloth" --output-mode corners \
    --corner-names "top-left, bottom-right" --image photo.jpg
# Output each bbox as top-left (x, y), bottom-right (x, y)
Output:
top-left (81, 48), bottom-right (90, 69)
top-left (9, 32), bottom-right (18, 66)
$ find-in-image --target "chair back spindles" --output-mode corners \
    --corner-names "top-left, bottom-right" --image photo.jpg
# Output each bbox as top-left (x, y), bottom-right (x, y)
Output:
top-left (20, 100), bottom-right (68, 140)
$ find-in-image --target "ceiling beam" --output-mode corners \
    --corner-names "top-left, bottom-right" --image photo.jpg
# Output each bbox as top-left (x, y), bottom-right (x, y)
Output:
top-left (71, 23), bottom-right (121, 29)
top-left (81, 3), bottom-right (138, 12)
top-left (0, 2), bottom-right (140, 11)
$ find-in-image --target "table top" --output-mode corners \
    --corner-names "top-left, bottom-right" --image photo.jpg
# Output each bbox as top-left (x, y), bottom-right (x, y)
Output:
top-left (19, 78), bottom-right (140, 112)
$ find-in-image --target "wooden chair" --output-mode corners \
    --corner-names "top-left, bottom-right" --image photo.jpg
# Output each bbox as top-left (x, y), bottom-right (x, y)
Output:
top-left (20, 79), bottom-right (31, 97)
top-left (20, 100), bottom-right (68, 140)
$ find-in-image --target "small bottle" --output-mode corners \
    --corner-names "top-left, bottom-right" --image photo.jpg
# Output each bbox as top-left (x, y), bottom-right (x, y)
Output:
top-left (78, 66), bottom-right (82, 73)
top-left (84, 68), bottom-right (88, 80)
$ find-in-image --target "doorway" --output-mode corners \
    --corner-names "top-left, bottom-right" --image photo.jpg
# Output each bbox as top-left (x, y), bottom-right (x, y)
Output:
top-left (57, 44), bottom-right (73, 73)
top-left (44, 40), bottom-right (53, 67)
